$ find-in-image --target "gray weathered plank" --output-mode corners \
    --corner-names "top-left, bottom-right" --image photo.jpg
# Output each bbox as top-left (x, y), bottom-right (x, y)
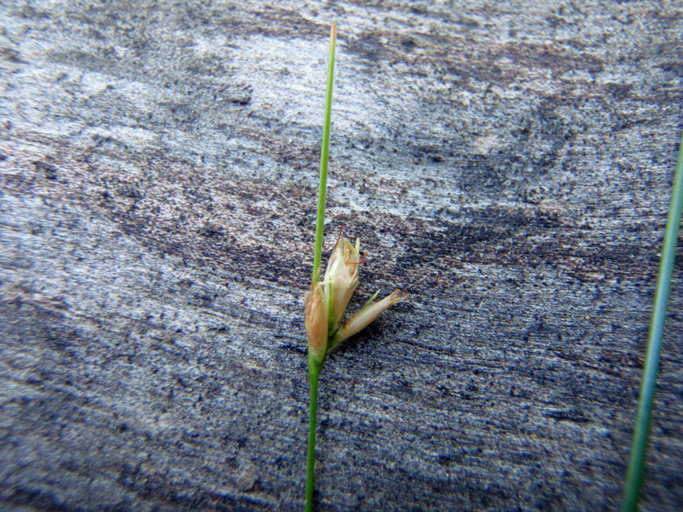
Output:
top-left (1, 1), bottom-right (681, 511)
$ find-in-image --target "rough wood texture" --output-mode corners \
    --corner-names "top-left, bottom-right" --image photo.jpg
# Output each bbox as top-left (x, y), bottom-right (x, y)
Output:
top-left (1, 1), bottom-right (681, 511)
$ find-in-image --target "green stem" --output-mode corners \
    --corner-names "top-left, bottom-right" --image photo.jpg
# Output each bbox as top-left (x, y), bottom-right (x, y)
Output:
top-left (312, 22), bottom-right (337, 282)
top-left (621, 132), bottom-right (683, 512)
top-left (305, 356), bottom-right (323, 512)
top-left (306, 23), bottom-right (337, 512)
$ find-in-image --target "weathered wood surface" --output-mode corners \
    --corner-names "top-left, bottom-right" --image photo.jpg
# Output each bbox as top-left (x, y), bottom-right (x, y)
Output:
top-left (1, 1), bottom-right (681, 510)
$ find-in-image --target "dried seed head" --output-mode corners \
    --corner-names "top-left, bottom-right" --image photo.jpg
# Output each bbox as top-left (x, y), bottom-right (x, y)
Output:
top-left (306, 234), bottom-right (405, 359)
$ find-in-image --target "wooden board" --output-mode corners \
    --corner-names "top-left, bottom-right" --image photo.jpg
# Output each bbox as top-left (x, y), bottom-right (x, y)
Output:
top-left (1, 1), bottom-right (681, 510)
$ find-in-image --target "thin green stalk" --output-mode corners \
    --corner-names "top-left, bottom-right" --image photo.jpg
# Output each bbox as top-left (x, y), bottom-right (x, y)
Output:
top-left (305, 356), bottom-right (323, 512)
top-left (312, 22), bottom-right (337, 282)
top-left (622, 132), bottom-right (683, 512)
top-left (306, 23), bottom-right (337, 512)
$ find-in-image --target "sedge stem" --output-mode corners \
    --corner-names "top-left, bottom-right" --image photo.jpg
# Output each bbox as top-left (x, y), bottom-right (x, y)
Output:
top-left (312, 22), bottom-right (337, 282)
top-left (621, 132), bottom-right (683, 511)
top-left (305, 356), bottom-right (323, 512)
top-left (306, 22), bottom-right (337, 512)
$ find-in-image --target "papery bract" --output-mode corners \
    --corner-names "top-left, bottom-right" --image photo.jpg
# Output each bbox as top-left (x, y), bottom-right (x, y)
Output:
top-left (323, 237), bottom-right (360, 330)
top-left (305, 281), bottom-right (328, 362)
top-left (332, 289), bottom-right (406, 348)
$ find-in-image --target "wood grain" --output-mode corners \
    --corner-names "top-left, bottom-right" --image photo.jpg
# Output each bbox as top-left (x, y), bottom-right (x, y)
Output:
top-left (1, 1), bottom-right (681, 511)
